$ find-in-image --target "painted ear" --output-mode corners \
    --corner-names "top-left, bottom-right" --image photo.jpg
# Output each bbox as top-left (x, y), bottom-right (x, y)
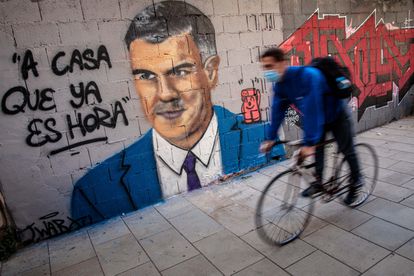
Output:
top-left (204, 55), bottom-right (220, 86)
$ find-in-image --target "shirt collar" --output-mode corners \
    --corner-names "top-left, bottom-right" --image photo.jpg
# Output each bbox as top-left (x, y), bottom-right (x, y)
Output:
top-left (152, 113), bottom-right (219, 175)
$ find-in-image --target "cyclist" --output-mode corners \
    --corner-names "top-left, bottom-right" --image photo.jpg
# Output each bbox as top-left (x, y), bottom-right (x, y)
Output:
top-left (259, 48), bottom-right (363, 206)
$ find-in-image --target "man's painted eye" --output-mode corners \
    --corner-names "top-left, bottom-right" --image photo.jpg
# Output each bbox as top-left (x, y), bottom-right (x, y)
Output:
top-left (136, 72), bottom-right (156, 80)
top-left (174, 69), bottom-right (191, 77)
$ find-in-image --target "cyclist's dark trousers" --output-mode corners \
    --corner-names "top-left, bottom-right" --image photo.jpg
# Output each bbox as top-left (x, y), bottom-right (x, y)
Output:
top-left (315, 109), bottom-right (361, 186)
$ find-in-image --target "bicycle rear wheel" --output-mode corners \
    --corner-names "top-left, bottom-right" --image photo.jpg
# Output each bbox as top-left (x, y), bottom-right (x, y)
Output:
top-left (255, 169), bottom-right (314, 246)
top-left (336, 143), bottom-right (378, 206)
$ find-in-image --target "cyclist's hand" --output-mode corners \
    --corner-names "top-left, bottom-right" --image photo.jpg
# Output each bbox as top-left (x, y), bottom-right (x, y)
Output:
top-left (299, 146), bottom-right (315, 159)
top-left (260, 140), bottom-right (276, 153)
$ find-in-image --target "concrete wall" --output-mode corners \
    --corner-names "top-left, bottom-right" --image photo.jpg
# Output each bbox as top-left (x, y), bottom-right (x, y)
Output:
top-left (0, 0), bottom-right (412, 243)
top-left (278, 0), bottom-right (414, 141)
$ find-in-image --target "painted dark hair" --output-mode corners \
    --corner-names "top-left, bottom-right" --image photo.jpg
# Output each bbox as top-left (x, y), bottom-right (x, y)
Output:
top-left (261, 48), bottom-right (287, 62)
top-left (125, 1), bottom-right (217, 62)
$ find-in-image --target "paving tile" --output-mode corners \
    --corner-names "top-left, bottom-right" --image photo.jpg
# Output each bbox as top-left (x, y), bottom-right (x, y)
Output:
top-left (376, 126), bottom-right (414, 137)
top-left (378, 158), bottom-right (401, 169)
top-left (117, 262), bottom-right (160, 276)
top-left (396, 238), bottom-right (414, 261)
top-left (210, 203), bottom-right (259, 236)
top-left (304, 225), bottom-right (390, 272)
top-left (362, 254), bottom-right (414, 276)
top-left (372, 181), bottom-right (414, 202)
top-left (213, 179), bottom-right (249, 198)
top-left (88, 216), bottom-right (130, 246)
top-left (122, 207), bottom-right (171, 240)
top-left (403, 179), bottom-right (414, 190)
top-left (185, 189), bottom-right (234, 214)
top-left (360, 131), bottom-right (414, 145)
top-left (389, 117), bottom-right (414, 127)
top-left (265, 181), bottom-right (300, 200)
top-left (155, 196), bottom-right (195, 219)
top-left (311, 201), bottom-right (372, 231)
top-left (352, 217), bottom-right (414, 250)
top-left (21, 264), bottom-right (50, 276)
top-left (247, 182), bottom-right (270, 194)
top-left (1, 241), bottom-right (49, 276)
top-left (241, 229), bottom-right (316, 268)
top-left (401, 194), bottom-right (414, 208)
top-left (139, 228), bottom-right (199, 271)
top-left (286, 250), bottom-right (359, 276)
top-left (359, 198), bottom-right (414, 230)
top-left (49, 230), bottom-right (95, 273)
top-left (388, 151), bottom-right (414, 162)
top-left (360, 165), bottom-right (381, 179)
top-left (216, 184), bottom-right (249, 199)
top-left (256, 194), bottom-right (285, 215)
top-left (382, 142), bottom-right (414, 154)
top-left (371, 146), bottom-right (403, 158)
top-left (365, 168), bottom-right (413, 186)
top-left (233, 258), bottom-right (288, 276)
top-left (388, 161), bottom-right (414, 176)
top-left (53, 257), bottom-right (103, 276)
top-left (256, 165), bottom-right (288, 178)
top-left (230, 186), bottom-right (283, 212)
top-left (95, 233), bottom-right (149, 276)
top-left (194, 230), bottom-right (263, 276)
top-left (226, 185), bottom-right (261, 202)
top-left (244, 168), bottom-right (287, 191)
top-left (161, 254), bottom-right (222, 276)
top-left (169, 208), bottom-right (224, 242)
top-left (301, 214), bottom-right (329, 237)
top-left (355, 136), bottom-right (387, 147)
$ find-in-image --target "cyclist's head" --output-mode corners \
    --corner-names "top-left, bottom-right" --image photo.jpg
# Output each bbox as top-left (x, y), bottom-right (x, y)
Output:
top-left (261, 48), bottom-right (286, 62)
top-left (260, 48), bottom-right (288, 81)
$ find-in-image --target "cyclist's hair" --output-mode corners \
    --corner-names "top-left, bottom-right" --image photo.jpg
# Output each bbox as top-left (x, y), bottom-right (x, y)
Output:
top-left (125, 1), bottom-right (217, 63)
top-left (261, 48), bottom-right (286, 62)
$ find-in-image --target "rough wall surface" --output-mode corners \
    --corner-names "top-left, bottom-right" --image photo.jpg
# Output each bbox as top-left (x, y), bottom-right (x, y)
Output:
top-left (0, 0), bottom-right (412, 243)
top-left (279, 0), bottom-right (414, 140)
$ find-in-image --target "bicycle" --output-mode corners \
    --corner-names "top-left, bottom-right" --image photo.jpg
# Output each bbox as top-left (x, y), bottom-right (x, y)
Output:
top-left (255, 139), bottom-right (378, 246)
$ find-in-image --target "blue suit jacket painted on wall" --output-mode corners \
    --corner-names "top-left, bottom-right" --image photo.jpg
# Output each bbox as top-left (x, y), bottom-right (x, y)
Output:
top-left (71, 105), bottom-right (285, 223)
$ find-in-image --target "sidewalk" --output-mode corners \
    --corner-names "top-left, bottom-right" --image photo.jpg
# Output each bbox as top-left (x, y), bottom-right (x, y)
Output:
top-left (2, 117), bottom-right (414, 276)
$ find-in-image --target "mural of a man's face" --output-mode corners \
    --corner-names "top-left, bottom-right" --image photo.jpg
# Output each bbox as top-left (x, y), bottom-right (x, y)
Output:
top-left (129, 34), bottom-right (220, 147)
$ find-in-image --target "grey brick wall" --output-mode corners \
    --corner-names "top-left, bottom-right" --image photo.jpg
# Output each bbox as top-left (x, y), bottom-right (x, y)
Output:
top-left (0, 0), bottom-right (284, 242)
top-left (0, 0), bottom-right (412, 244)
top-left (278, 0), bottom-right (414, 139)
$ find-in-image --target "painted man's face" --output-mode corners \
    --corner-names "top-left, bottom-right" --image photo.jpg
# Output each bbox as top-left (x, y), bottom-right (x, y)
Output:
top-left (129, 34), bottom-right (220, 147)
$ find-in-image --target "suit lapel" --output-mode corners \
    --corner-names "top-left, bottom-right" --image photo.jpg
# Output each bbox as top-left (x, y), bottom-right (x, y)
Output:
top-left (214, 105), bottom-right (242, 175)
top-left (122, 129), bottom-right (162, 208)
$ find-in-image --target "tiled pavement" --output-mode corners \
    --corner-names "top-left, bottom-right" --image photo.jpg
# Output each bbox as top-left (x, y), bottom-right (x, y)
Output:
top-left (2, 117), bottom-right (414, 276)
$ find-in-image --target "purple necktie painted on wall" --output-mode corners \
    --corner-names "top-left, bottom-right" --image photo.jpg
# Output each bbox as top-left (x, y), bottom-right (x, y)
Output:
top-left (182, 152), bottom-right (202, 191)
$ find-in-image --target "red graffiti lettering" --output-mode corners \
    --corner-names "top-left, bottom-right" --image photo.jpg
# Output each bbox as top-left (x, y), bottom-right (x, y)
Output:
top-left (279, 11), bottom-right (414, 120)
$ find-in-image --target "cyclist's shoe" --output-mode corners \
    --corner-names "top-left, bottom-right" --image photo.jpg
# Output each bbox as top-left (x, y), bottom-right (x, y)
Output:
top-left (301, 182), bottom-right (324, 198)
top-left (343, 178), bottom-right (364, 207)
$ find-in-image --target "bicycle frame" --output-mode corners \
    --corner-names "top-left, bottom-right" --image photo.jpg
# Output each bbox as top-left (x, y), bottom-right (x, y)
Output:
top-left (287, 142), bottom-right (352, 202)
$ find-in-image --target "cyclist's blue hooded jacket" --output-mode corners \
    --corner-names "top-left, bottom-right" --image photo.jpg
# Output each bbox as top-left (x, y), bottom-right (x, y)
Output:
top-left (268, 66), bottom-right (346, 146)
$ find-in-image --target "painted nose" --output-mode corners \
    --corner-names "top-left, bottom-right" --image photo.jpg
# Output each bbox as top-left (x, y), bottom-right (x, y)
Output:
top-left (158, 75), bottom-right (180, 102)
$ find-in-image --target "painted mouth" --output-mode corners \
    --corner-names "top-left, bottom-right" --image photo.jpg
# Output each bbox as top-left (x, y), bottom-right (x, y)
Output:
top-left (156, 109), bottom-right (185, 120)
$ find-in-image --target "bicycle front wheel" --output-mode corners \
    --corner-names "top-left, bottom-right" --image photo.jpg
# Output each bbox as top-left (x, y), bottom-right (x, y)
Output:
top-left (255, 169), bottom-right (314, 246)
